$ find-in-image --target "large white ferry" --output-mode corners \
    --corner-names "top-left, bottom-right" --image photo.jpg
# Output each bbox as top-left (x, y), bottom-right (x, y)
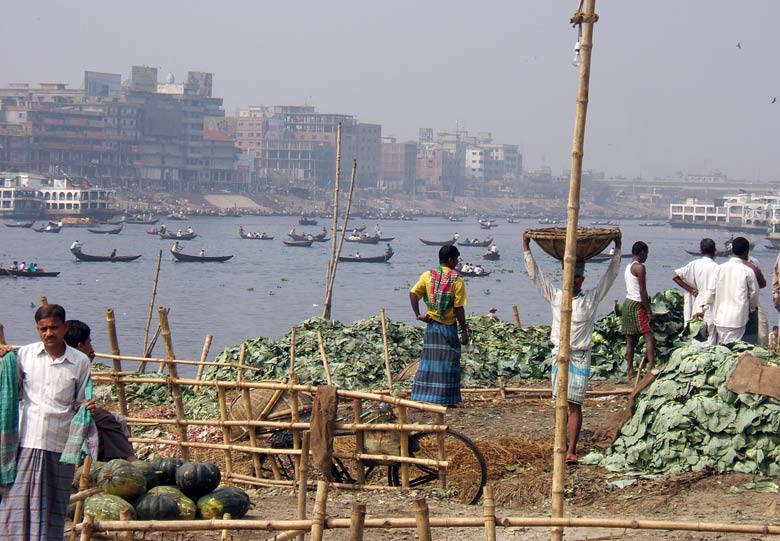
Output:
top-left (668, 194), bottom-right (779, 234)
top-left (0, 172), bottom-right (115, 220)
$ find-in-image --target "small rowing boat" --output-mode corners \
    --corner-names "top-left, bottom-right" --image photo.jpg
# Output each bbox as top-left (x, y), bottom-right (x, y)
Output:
top-left (4, 221), bottom-right (35, 228)
top-left (283, 239), bottom-right (314, 247)
top-left (32, 224), bottom-right (61, 233)
top-left (419, 237), bottom-right (456, 246)
top-left (7, 269), bottom-right (60, 277)
top-left (170, 246), bottom-right (233, 262)
top-left (71, 247), bottom-right (141, 262)
top-left (87, 224), bottom-right (123, 235)
top-left (338, 250), bottom-right (394, 263)
top-left (160, 231), bottom-right (197, 240)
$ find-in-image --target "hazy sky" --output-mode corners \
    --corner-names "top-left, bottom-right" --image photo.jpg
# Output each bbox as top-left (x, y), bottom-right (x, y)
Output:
top-left (2, 1), bottom-right (779, 180)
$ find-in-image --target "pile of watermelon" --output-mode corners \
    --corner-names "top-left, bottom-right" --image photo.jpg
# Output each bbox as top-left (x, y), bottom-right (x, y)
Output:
top-left (73, 457), bottom-right (251, 521)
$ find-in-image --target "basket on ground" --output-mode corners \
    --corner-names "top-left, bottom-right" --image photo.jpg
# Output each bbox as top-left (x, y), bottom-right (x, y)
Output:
top-left (227, 385), bottom-right (313, 441)
top-left (525, 227), bottom-right (620, 261)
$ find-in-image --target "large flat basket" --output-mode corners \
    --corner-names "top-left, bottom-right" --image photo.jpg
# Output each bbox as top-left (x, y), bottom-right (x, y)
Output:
top-left (525, 227), bottom-right (620, 261)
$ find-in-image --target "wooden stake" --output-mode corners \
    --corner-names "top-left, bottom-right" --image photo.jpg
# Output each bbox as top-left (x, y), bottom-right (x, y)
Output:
top-left (221, 513), bottom-right (232, 541)
top-left (483, 485), bottom-right (496, 541)
top-left (0, 324), bottom-right (5, 344)
top-left (158, 306), bottom-right (190, 460)
top-left (349, 502), bottom-right (366, 541)
top-left (296, 432), bottom-right (310, 541)
top-left (119, 508), bottom-right (134, 540)
top-left (310, 480), bottom-right (329, 541)
top-left (40, 295), bottom-right (48, 306)
top-left (138, 324), bottom-right (161, 373)
top-left (396, 405), bottom-right (410, 488)
top-left (436, 412), bottom-right (447, 489)
top-left (79, 513), bottom-right (94, 541)
top-left (352, 399), bottom-right (366, 485)
top-left (552, 2), bottom-right (598, 541)
top-left (216, 385), bottom-right (233, 475)
top-left (105, 309), bottom-right (128, 416)
top-left (194, 335), bottom-right (213, 391)
top-left (412, 498), bottom-right (432, 541)
top-left (316, 330), bottom-right (333, 385)
top-left (237, 342), bottom-right (247, 384)
top-left (289, 327), bottom-right (302, 480)
top-left (143, 249), bottom-right (163, 355)
top-left (323, 157), bottom-right (358, 319)
top-left (70, 455), bottom-right (93, 541)
top-left (379, 309), bottom-right (394, 391)
top-left (512, 305), bottom-right (521, 328)
top-left (323, 122), bottom-right (343, 320)
top-left (497, 376), bottom-right (507, 401)
top-left (241, 385), bottom-right (263, 477)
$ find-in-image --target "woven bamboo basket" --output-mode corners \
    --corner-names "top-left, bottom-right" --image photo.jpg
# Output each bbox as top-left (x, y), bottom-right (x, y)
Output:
top-left (228, 385), bottom-right (313, 441)
top-left (525, 227), bottom-right (620, 261)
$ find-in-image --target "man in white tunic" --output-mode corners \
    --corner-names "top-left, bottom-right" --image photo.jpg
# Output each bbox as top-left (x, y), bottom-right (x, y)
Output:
top-left (698, 237), bottom-right (759, 344)
top-left (672, 238), bottom-right (718, 345)
top-left (0, 304), bottom-right (92, 541)
top-left (523, 232), bottom-right (622, 464)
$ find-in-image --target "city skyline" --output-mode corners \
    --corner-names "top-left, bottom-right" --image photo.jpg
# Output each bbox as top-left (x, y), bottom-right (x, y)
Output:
top-left (2, 1), bottom-right (779, 181)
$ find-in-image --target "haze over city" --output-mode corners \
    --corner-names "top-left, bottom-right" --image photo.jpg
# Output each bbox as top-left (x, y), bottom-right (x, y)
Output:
top-left (2, 0), bottom-right (779, 181)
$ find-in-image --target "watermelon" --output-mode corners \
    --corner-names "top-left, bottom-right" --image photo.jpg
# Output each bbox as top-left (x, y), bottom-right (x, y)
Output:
top-left (98, 459), bottom-right (147, 500)
top-left (84, 494), bottom-right (137, 521)
top-left (148, 486), bottom-right (196, 520)
top-left (197, 487), bottom-right (251, 519)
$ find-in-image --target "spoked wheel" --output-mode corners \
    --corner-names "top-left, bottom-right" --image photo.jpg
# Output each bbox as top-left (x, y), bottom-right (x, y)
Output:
top-left (388, 429), bottom-right (487, 505)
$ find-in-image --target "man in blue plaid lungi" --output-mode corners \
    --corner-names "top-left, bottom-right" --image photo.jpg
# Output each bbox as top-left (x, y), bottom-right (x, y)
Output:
top-left (410, 245), bottom-right (469, 406)
top-left (0, 304), bottom-right (93, 541)
top-left (523, 232), bottom-right (621, 465)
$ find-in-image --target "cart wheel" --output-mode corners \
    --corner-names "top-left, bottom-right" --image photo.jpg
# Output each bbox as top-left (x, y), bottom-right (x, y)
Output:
top-left (388, 429), bottom-right (487, 505)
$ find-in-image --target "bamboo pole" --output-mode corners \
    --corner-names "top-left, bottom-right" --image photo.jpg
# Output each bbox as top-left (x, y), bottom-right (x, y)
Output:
top-left (396, 405), bottom-right (410, 488)
top-left (512, 305), bottom-right (521, 328)
top-left (323, 122), bottom-right (343, 320)
top-left (310, 480), bottom-right (329, 541)
top-left (551, 2), bottom-right (598, 540)
top-left (79, 514), bottom-right (94, 541)
top-left (105, 309), bottom-right (128, 416)
top-left (436, 412), bottom-right (447, 489)
top-left (352, 399), bottom-right (366, 485)
top-left (379, 308), bottom-right (394, 391)
top-left (412, 498), bottom-right (432, 541)
top-left (216, 385), bottom-right (234, 475)
top-left (289, 327), bottom-right (301, 481)
top-left (125, 416), bottom-right (445, 433)
top-left (0, 324), bottom-right (5, 344)
top-left (142, 249), bottom-right (163, 354)
top-left (220, 513), bottom-right (232, 541)
top-left (40, 295), bottom-right (48, 306)
top-left (194, 335), bottom-right (213, 391)
top-left (497, 376), bottom-right (506, 401)
top-left (157, 307), bottom-right (190, 460)
top-left (75, 514), bottom-right (780, 535)
top-left (241, 385), bottom-right (263, 477)
top-left (483, 485), bottom-right (496, 541)
top-left (70, 455), bottom-right (93, 541)
top-left (138, 324), bottom-right (162, 372)
top-left (316, 330), bottom-right (333, 385)
top-left (236, 343), bottom-right (247, 383)
top-left (69, 487), bottom-right (103, 504)
top-left (119, 508), bottom-right (134, 540)
top-left (296, 432), bottom-right (310, 541)
top-left (349, 502), bottom-right (366, 541)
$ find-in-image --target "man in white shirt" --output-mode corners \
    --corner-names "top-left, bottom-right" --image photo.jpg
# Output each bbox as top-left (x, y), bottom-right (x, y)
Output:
top-left (523, 232), bottom-right (622, 465)
top-left (672, 238), bottom-right (719, 345)
top-left (697, 237), bottom-right (759, 344)
top-left (0, 304), bottom-right (92, 540)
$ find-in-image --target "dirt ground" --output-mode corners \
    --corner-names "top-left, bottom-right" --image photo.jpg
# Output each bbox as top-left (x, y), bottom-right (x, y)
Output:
top-left (118, 383), bottom-right (780, 541)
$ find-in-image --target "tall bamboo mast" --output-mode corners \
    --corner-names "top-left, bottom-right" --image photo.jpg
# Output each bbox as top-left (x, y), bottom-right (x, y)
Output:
top-left (323, 123), bottom-right (343, 319)
top-left (550, 1), bottom-right (598, 540)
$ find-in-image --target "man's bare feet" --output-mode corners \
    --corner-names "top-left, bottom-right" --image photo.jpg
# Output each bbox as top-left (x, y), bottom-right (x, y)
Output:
top-left (565, 454), bottom-right (578, 465)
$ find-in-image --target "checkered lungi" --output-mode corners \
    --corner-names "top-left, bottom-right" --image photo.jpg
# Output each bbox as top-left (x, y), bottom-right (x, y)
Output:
top-left (621, 299), bottom-right (651, 335)
top-left (550, 347), bottom-right (591, 405)
top-left (412, 321), bottom-right (462, 405)
top-left (0, 447), bottom-right (74, 541)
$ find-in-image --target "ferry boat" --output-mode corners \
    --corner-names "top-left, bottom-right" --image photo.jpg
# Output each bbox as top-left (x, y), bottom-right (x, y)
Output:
top-left (0, 172), bottom-right (115, 220)
top-left (668, 194), bottom-right (777, 233)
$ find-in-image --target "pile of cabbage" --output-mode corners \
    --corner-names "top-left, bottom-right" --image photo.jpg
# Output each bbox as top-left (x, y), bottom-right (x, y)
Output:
top-left (582, 343), bottom-right (780, 476)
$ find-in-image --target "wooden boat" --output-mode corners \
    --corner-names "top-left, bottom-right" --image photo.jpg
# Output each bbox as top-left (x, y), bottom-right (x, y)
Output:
top-left (239, 226), bottom-right (273, 240)
top-left (32, 224), bottom-right (61, 233)
top-left (338, 225), bottom-right (366, 232)
top-left (345, 235), bottom-right (379, 244)
top-left (419, 237), bottom-right (456, 246)
top-left (167, 213), bottom-right (188, 220)
top-left (459, 268), bottom-right (491, 277)
top-left (87, 224), bottom-right (123, 235)
top-left (458, 235), bottom-right (494, 247)
top-left (170, 246), bottom-right (233, 262)
top-left (5, 221), bottom-right (35, 228)
top-left (124, 216), bottom-right (159, 225)
top-left (160, 231), bottom-right (198, 240)
top-left (298, 216), bottom-right (318, 226)
top-left (71, 247), bottom-right (141, 262)
top-left (338, 250), bottom-right (394, 263)
top-left (482, 250), bottom-right (500, 261)
top-left (448, 216), bottom-right (464, 222)
top-left (479, 220), bottom-right (498, 229)
top-left (7, 269), bottom-right (60, 277)
top-left (639, 222), bottom-right (666, 227)
top-left (375, 236), bottom-right (395, 242)
top-left (283, 239), bottom-right (313, 247)
top-left (289, 229), bottom-right (327, 242)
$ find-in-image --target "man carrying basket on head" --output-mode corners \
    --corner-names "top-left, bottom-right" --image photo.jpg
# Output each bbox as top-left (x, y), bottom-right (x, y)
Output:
top-left (409, 245), bottom-right (469, 406)
top-left (523, 231), bottom-right (622, 464)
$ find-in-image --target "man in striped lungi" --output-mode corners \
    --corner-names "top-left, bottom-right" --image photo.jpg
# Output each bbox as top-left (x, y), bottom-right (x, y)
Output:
top-left (0, 304), bottom-right (92, 541)
top-left (409, 245), bottom-right (470, 406)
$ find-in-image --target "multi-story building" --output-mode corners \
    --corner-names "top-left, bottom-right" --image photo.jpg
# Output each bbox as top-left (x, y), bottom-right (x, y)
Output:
top-left (380, 137), bottom-right (417, 193)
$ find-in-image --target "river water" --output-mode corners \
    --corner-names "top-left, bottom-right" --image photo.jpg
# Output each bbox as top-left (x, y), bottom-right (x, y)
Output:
top-left (2, 216), bottom-right (777, 375)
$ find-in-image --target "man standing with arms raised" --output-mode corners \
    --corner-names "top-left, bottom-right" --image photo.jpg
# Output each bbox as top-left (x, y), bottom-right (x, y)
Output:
top-left (698, 236), bottom-right (759, 344)
top-left (621, 241), bottom-right (656, 380)
top-left (672, 238), bottom-right (719, 345)
top-left (523, 231), bottom-right (621, 464)
top-left (0, 304), bottom-right (92, 540)
top-left (409, 245), bottom-right (469, 406)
